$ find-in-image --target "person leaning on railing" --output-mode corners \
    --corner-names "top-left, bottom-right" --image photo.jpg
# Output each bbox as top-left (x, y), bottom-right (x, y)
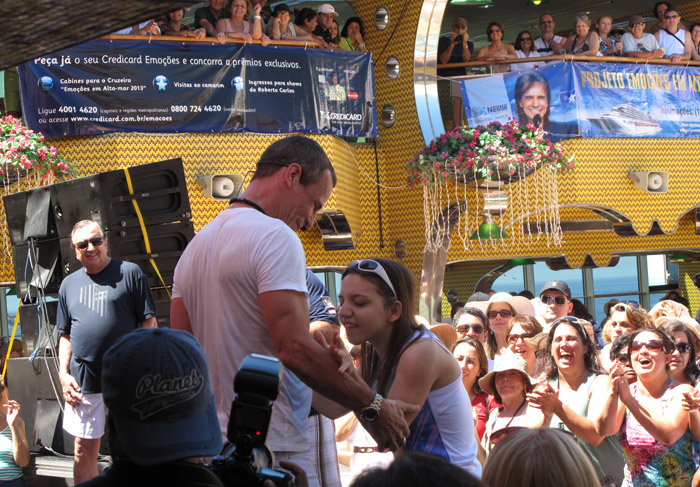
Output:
top-left (216, 0), bottom-right (270, 45)
top-left (655, 7), bottom-right (692, 62)
top-left (621, 15), bottom-right (664, 59)
top-left (690, 23), bottom-right (700, 60)
top-left (159, 8), bottom-right (206, 39)
top-left (194, 0), bottom-right (228, 39)
top-left (339, 17), bottom-right (368, 53)
top-left (562, 14), bottom-right (599, 56)
top-left (476, 21), bottom-right (516, 73)
top-left (268, 3), bottom-right (312, 41)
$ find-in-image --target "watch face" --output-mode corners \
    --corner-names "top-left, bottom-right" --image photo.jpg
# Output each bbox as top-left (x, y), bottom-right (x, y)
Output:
top-left (361, 408), bottom-right (379, 422)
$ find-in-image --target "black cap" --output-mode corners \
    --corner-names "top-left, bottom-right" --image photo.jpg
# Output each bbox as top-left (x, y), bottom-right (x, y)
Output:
top-left (273, 3), bottom-right (290, 14)
top-left (540, 280), bottom-right (571, 299)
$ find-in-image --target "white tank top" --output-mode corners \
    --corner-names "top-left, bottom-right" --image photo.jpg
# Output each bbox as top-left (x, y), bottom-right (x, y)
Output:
top-left (658, 28), bottom-right (686, 56)
top-left (396, 327), bottom-right (482, 478)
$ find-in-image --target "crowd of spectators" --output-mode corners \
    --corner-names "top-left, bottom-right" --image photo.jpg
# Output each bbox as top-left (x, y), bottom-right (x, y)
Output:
top-left (438, 2), bottom-right (700, 72)
top-left (109, 1), bottom-right (372, 53)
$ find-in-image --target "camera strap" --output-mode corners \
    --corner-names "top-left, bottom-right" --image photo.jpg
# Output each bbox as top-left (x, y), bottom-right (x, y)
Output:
top-left (230, 197), bottom-right (267, 216)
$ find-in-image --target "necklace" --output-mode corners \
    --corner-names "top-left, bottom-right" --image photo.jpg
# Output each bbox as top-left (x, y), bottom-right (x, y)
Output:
top-left (230, 197), bottom-right (267, 215)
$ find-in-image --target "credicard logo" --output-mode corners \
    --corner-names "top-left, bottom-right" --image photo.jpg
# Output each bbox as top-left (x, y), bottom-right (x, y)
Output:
top-left (131, 369), bottom-right (203, 419)
top-left (320, 111), bottom-right (363, 121)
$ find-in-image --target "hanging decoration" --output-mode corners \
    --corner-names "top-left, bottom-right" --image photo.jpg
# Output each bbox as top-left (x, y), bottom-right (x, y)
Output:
top-left (407, 120), bottom-right (575, 252)
top-left (0, 115), bottom-right (77, 265)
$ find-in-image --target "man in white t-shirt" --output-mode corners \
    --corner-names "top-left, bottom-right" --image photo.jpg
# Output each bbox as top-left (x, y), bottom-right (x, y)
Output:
top-left (655, 7), bottom-right (692, 62)
top-left (622, 15), bottom-right (664, 59)
top-left (171, 136), bottom-right (417, 487)
top-left (533, 14), bottom-right (565, 56)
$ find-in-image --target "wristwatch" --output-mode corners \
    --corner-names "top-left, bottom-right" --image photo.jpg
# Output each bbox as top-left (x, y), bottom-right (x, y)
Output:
top-left (360, 393), bottom-right (383, 422)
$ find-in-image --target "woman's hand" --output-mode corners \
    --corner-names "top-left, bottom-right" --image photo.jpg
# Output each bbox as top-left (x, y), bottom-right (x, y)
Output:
top-left (234, 32), bottom-right (253, 43)
top-left (261, 34), bottom-right (270, 46)
top-left (193, 28), bottom-right (206, 40)
top-left (216, 32), bottom-right (227, 44)
top-left (683, 390), bottom-right (700, 411)
top-left (5, 400), bottom-right (21, 428)
top-left (527, 382), bottom-right (562, 415)
top-left (314, 329), bottom-right (355, 375)
top-left (253, 4), bottom-right (262, 16)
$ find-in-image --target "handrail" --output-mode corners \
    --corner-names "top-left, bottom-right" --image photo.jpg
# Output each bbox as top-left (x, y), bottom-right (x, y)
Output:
top-left (438, 54), bottom-right (700, 69)
top-left (101, 34), bottom-right (322, 48)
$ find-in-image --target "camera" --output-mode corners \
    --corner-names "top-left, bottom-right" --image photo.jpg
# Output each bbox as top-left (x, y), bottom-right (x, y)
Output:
top-left (454, 34), bottom-right (463, 43)
top-left (208, 354), bottom-right (295, 487)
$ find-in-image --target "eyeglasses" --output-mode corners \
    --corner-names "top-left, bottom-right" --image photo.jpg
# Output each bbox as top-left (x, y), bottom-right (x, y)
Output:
top-left (665, 14), bottom-right (679, 19)
top-left (488, 309), bottom-right (513, 319)
top-left (675, 342), bottom-right (692, 354)
top-left (630, 339), bottom-right (665, 352)
top-left (507, 333), bottom-right (534, 344)
top-left (542, 295), bottom-right (567, 305)
top-left (520, 37), bottom-right (532, 41)
top-left (349, 259), bottom-right (397, 297)
top-left (615, 353), bottom-right (629, 364)
top-left (457, 324), bottom-right (485, 334)
top-left (629, 22), bottom-right (643, 27)
top-left (489, 28), bottom-right (502, 34)
top-left (73, 237), bottom-right (105, 250)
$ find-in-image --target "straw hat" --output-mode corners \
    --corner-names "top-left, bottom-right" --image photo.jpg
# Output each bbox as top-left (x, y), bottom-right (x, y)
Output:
top-left (470, 292), bottom-right (537, 318)
top-left (478, 350), bottom-right (534, 396)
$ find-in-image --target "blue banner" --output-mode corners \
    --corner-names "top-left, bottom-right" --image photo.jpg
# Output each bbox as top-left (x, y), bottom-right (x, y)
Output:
top-left (460, 61), bottom-right (700, 139)
top-left (18, 39), bottom-right (378, 138)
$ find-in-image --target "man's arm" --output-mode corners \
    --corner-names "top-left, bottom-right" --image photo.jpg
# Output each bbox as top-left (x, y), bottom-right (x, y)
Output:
top-left (260, 289), bottom-right (418, 451)
top-left (170, 297), bottom-right (193, 333)
top-left (58, 335), bottom-right (82, 406)
top-left (140, 317), bottom-right (158, 328)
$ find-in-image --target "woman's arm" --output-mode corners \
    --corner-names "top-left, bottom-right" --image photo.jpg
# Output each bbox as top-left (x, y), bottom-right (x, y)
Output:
top-left (563, 34), bottom-right (575, 53)
top-left (290, 24), bottom-right (313, 41)
top-left (386, 339), bottom-right (452, 426)
top-left (251, 5), bottom-right (263, 40)
top-left (7, 401), bottom-right (29, 468)
top-left (270, 17), bottom-right (281, 39)
top-left (475, 46), bottom-right (490, 61)
top-left (624, 383), bottom-right (693, 445)
top-left (682, 390), bottom-right (700, 440)
top-left (335, 411), bottom-right (359, 442)
top-left (581, 32), bottom-right (600, 56)
top-left (503, 44), bottom-right (518, 60)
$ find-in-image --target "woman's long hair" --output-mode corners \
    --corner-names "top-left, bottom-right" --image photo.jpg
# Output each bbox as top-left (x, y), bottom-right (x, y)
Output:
top-left (451, 337), bottom-right (489, 396)
top-left (342, 258), bottom-right (421, 396)
top-left (543, 317), bottom-right (604, 380)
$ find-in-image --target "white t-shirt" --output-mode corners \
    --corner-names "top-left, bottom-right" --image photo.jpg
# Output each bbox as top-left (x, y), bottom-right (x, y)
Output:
top-left (622, 32), bottom-right (659, 53)
top-left (512, 50), bottom-right (543, 72)
top-left (172, 207), bottom-right (310, 452)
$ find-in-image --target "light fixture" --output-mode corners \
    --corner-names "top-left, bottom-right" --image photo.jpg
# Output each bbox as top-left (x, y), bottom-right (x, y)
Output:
top-left (506, 258), bottom-right (534, 266)
top-left (470, 213), bottom-right (508, 240)
top-left (197, 174), bottom-right (244, 201)
top-left (450, 0), bottom-right (491, 5)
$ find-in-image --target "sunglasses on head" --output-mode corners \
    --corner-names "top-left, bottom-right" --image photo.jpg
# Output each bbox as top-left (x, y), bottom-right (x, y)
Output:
top-left (507, 333), bottom-right (534, 344)
top-left (542, 295), bottom-right (567, 305)
top-left (675, 342), bottom-right (692, 354)
top-left (488, 309), bottom-right (513, 319)
top-left (457, 324), bottom-right (485, 334)
top-left (349, 259), bottom-right (397, 297)
top-left (73, 237), bottom-right (105, 250)
top-left (630, 339), bottom-right (665, 352)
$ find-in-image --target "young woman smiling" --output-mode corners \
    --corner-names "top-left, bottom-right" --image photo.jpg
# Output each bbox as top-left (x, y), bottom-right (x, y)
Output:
top-left (598, 328), bottom-right (694, 486)
top-left (319, 258), bottom-right (481, 477)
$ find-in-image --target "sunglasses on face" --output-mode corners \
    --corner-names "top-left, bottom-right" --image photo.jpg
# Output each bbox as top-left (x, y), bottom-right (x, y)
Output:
top-left (73, 237), bottom-right (105, 250)
top-left (488, 309), bottom-right (513, 319)
top-left (630, 339), bottom-right (665, 352)
top-left (542, 295), bottom-right (567, 305)
top-left (349, 259), bottom-right (397, 297)
top-left (675, 342), bottom-right (692, 354)
top-left (457, 324), bottom-right (485, 334)
top-left (507, 333), bottom-right (534, 344)
top-left (615, 353), bottom-right (629, 364)
top-left (665, 14), bottom-right (679, 19)
top-left (520, 37), bottom-right (532, 41)
top-left (629, 22), bottom-right (643, 27)
top-left (489, 28), bottom-right (502, 34)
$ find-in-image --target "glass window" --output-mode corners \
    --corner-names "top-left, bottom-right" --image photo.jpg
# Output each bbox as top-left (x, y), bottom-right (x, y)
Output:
top-left (492, 266), bottom-right (525, 294)
top-left (593, 294), bottom-right (640, 324)
top-left (647, 255), bottom-right (667, 286)
top-left (592, 256), bottom-right (639, 294)
top-left (533, 262), bottom-right (584, 298)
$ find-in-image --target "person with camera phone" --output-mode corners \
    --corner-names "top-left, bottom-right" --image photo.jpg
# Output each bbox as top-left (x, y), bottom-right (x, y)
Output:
top-left (314, 258), bottom-right (482, 478)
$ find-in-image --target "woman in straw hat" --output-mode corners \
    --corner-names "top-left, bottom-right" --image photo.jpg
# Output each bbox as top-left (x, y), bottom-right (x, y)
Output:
top-left (474, 292), bottom-right (537, 361)
top-left (478, 350), bottom-right (533, 454)
top-left (528, 316), bottom-right (624, 487)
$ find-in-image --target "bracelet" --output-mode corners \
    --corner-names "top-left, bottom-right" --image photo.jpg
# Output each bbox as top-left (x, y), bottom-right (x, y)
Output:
top-left (254, 15), bottom-right (261, 19)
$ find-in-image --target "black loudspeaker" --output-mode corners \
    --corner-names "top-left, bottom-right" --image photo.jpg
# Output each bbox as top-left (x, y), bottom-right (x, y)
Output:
top-left (4, 158), bottom-right (191, 245)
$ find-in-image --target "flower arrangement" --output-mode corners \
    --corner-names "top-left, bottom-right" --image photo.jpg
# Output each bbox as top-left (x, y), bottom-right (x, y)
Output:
top-left (0, 115), bottom-right (76, 184)
top-left (406, 119), bottom-right (575, 188)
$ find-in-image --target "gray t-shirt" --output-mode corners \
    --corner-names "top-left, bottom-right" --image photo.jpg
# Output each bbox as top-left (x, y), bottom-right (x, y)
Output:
top-left (57, 259), bottom-right (156, 393)
top-left (622, 32), bottom-right (659, 53)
